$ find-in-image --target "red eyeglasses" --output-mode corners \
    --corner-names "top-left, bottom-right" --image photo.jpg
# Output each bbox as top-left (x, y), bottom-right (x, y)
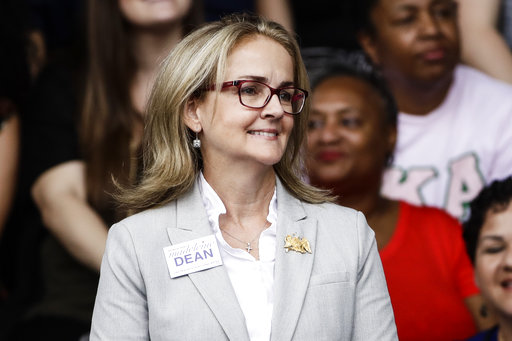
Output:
top-left (210, 80), bottom-right (308, 115)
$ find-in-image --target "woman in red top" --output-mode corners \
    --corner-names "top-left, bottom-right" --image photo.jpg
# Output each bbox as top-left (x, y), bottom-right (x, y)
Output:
top-left (305, 59), bottom-right (495, 340)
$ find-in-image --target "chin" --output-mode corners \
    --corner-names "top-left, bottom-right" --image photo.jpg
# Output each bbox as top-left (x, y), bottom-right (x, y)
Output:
top-left (417, 63), bottom-right (456, 84)
top-left (250, 148), bottom-right (287, 166)
top-left (497, 300), bottom-right (512, 315)
top-left (309, 168), bottom-right (348, 183)
top-left (256, 156), bottom-right (284, 167)
top-left (308, 174), bottom-right (345, 188)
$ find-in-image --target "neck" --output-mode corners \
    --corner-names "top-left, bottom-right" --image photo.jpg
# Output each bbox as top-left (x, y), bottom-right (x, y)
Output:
top-left (386, 71), bottom-right (454, 116)
top-left (203, 162), bottom-right (276, 224)
top-left (335, 188), bottom-right (386, 226)
top-left (498, 316), bottom-right (512, 341)
top-left (131, 24), bottom-right (183, 73)
top-left (333, 185), bottom-right (381, 218)
top-left (129, 24), bottom-right (183, 113)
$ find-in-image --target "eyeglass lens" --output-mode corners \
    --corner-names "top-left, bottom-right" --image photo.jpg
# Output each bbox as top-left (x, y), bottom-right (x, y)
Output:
top-left (239, 81), bottom-right (306, 114)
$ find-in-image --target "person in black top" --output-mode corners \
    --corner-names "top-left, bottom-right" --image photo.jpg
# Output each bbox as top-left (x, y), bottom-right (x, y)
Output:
top-left (9, 0), bottom-right (203, 339)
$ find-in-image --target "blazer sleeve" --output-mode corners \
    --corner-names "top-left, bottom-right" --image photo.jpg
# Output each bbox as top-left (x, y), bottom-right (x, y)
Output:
top-left (353, 211), bottom-right (398, 340)
top-left (90, 223), bottom-right (150, 340)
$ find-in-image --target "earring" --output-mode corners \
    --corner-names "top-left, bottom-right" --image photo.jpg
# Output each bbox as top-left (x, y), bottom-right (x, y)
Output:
top-left (480, 304), bottom-right (488, 318)
top-left (193, 132), bottom-right (201, 148)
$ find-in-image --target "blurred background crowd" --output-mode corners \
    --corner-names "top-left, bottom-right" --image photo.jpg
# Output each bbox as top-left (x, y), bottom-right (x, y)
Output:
top-left (1, 0), bottom-right (512, 340)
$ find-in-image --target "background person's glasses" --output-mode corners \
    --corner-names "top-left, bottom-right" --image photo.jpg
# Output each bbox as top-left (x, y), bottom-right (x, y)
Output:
top-left (211, 80), bottom-right (308, 115)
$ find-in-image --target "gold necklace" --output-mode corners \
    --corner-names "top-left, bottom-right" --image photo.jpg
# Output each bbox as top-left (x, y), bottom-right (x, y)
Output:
top-left (221, 222), bottom-right (268, 253)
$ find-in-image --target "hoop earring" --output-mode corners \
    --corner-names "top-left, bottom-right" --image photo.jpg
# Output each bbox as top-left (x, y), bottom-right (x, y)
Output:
top-left (193, 132), bottom-right (201, 148)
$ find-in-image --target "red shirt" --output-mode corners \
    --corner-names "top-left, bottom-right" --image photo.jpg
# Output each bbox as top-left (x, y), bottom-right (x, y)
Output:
top-left (380, 202), bottom-right (479, 341)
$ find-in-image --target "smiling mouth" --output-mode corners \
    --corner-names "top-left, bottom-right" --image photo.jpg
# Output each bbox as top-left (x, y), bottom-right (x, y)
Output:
top-left (248, 131), bottom-right (278, 137)
top-left (501, 280), bottom-right (512, 289)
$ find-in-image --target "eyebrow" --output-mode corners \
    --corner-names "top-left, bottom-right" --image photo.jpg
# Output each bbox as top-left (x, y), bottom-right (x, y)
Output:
top-left (237, 75), bottom-right (294, 88)
top-left (391, 3), bottom-right (417, 13)
top-left (479, 235), bottom-right (505, 243)
top-left (310, 107), bottom-right (358, 116)
top-left (391, 0), bottom-right (454, 12)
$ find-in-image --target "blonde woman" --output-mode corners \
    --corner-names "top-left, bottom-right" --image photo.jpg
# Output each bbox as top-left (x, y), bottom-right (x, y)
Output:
top-left (91, 14), bottom-right (397, 340)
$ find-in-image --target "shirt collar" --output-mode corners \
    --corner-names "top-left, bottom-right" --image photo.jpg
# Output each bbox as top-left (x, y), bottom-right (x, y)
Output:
top-left (197, 172), bottom-right (278, 233)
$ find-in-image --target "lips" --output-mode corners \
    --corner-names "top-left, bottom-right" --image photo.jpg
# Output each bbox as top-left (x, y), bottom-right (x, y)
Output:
top-left (316, 151), bottom-right (345, 162)
top-left (419, 48), bottom-right (447, 62)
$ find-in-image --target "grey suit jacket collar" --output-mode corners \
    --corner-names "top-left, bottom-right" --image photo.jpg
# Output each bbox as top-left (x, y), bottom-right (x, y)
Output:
top-left (166, 177), bottom-right (318, 341)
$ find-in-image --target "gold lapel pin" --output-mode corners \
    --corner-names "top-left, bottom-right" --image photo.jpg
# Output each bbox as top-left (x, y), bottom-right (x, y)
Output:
top-left (284, 234), bottom-right (312, 254)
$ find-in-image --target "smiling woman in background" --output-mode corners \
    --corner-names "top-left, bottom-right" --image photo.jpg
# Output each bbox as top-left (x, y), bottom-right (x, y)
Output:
top-left (464, 177), bottom-right (512, 341)
top-left (90, 14), bottom-right (397, 341)
top-left (305, 61), bottom-right (494, 340)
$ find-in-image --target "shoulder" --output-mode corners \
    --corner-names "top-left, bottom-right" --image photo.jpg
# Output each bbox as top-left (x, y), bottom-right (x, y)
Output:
top-left (302, 201), bottom-right (374, 245)
top-left (105, 201), bottom-right (179, 266)
top-left (303, 200), bottom-right (358, 217)
top-left (112, 201), bottom-right (176, 238)
top-left (276, 178), bottom-right (365, 230)
top-left (455, 65), bottom-right (512, 101)
top-left (402, 201), bottom-right (458, 222)
top-left (303, 201), bottom-right (362, 226)
top-left (399, 201), bottom-right (462, 236)
top-left (0, 98), bottom-right (16, 127)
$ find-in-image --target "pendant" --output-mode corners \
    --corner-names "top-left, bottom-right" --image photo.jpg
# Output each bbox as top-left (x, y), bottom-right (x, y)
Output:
top-left (246, 243), bottom-right (252, 253)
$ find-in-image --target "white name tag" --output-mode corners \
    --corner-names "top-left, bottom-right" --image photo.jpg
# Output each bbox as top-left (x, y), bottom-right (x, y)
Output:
top-left (163, 235), bottom-right (223, 278)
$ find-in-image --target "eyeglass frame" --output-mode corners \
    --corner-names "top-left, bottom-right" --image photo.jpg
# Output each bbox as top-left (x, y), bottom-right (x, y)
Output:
top-left (207, 80), bottom-right (309, 115)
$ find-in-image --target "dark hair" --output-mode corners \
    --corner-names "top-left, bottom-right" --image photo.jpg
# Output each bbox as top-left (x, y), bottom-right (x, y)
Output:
top-left (355, 0), bottom-right (380, 36)
top-left (0, 0), bottom-right (31, 108)
top-left (81, 0), bottom-right (203, 222)
top-left (304, 49), bottom-right (398, 128)
top-left (463, 177), bottom-right (512, 264)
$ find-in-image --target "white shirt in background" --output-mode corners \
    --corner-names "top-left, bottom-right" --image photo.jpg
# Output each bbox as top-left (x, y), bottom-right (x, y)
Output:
top-left (382, 65), bottom-right (512, 220)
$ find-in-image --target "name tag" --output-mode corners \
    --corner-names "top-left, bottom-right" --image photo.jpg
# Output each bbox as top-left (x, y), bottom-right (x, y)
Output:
top-left (163, 235), bottom-right (223, 278)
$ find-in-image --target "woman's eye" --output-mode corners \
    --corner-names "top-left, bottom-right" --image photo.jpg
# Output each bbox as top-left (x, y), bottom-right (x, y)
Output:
top-left (432, 3), bottom-right (456, 19)
top-left (241, 86), bottom-right (258, 96)
top-left (340, 117), bottom-right (361, 128)
top-left (240, 83), bottom-right (266, 96)
top-left (483, 246), bottom-right (505, 254)
top-left (279, 91), bottom-right (292, 102)
top-left (308, 120), bottom-right (324, 130)
top-left (393, 15), bottom-right (415, 26)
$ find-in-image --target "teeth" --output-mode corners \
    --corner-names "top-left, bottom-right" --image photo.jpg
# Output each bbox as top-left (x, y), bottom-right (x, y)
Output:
top-left (249, 131), bottom-right (277, 137)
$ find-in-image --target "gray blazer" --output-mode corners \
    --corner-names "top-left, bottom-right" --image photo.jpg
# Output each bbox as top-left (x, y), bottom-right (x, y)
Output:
top-left (90, 179), bottom-right (397, 340)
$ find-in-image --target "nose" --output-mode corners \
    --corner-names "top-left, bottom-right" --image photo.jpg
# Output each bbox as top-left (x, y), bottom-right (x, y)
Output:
top-left (419, 11), bottom-right (442, 37)
top-left (260, 93), bottom-right (285, 119)
top-left (502, 246), bottom-right (512, 271)
top-left (319, 120), bottom-right (342, 144)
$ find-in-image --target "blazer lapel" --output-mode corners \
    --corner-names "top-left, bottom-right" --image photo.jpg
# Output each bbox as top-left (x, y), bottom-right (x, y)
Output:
top-left (271, 179), bottom-right (318, 341)
top-left (166, 184), bottom-right (250, 341)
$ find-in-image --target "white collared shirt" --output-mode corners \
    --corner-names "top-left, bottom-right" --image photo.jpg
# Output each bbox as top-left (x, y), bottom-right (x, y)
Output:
top-left (198, 173), bottom-right (276, 341)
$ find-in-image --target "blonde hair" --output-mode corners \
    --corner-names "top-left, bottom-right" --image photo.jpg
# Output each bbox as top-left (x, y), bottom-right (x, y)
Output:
top-left (118, 14), bottom-right (333, 212)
